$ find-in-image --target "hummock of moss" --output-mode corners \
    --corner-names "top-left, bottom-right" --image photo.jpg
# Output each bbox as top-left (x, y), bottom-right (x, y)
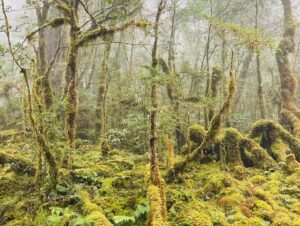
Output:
top-left (188, 124), bottom-right (206, 144)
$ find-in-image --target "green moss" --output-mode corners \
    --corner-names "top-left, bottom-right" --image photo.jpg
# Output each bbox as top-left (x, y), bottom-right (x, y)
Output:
top-left (188, 124), bottom-right (206, 144)
top-left (253, 200), bottom-right (273, 221)
top-left (250, 175), bottom-right (267, 185)
top-left (181, 210), bottom-right (213, 226)
top-left (80, 191), bottom-right (112, 226)
top-left (222, 128), bottom-right (243, 167)
top-left (292, 202), bottom-right (300, 215)
top-left (0, 130), bottom-right (23, 143)
top-left (218, 193), bottom-right (243, 210)
top-left (203, 172), bottom-right (236, 197)
top-left (233, 165), bottom-right (246, 180)
top-left (232, 216), bottom-right (264, 226)
top-left (147, 184), bottom-right (165, 226)
top-left (0, 150), bottom-right (35, 175)
top-left (272, 212), bottom-right (293, 226)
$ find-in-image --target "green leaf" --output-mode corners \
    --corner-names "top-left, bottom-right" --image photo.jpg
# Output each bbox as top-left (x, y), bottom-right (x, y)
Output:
top-left (113, 215), bottom-right (135, 224)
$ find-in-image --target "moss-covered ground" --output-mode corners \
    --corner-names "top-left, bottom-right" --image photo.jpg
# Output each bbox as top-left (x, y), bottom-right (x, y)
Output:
top-left (0, 135), bottom-right (300, 226)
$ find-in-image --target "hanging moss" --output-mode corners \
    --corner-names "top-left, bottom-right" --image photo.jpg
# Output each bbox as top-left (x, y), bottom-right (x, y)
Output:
top-left (77, 20), bottom-right (149, 47)
top-left (26, 17), bottom-right (65, 40)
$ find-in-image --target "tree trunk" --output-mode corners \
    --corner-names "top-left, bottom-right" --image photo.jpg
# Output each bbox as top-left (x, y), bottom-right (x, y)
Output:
top-left (276, 0), bottom-right (300, 137)
top-left (255, 0), bottom-right (266, 119)
top-left (64, 1), bottom-right (80, 168)
top-left (95, 34), bottom-right (113, 141)
top-left (148, 1), bottom-right (167, 225)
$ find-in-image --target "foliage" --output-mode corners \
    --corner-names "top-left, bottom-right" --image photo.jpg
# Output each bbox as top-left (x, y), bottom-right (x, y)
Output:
top-left (112, 202), bottom-right (149, 226)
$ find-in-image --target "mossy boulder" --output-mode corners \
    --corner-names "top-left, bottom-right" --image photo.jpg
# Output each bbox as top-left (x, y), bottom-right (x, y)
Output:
top-left (188, 124), bottom-right (206, 144)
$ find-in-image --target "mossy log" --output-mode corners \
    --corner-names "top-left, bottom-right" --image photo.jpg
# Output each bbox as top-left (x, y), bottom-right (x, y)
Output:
top-left (147, 184), bottom-right (166, 226)
top-left (80, 191), bottom-right (112, 226)
top-left (0, 150), bottom-right (36, 175)
top-left (0, 130), bottom-right (23, 143)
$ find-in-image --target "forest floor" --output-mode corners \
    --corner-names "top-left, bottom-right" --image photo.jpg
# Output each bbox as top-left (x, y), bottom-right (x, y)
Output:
top-left (0, 133), bottom-right (300, 226)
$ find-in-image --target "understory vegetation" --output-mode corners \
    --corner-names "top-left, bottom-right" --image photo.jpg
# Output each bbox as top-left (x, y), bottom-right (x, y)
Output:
top-left (0, 0), bottom-right (300, 225)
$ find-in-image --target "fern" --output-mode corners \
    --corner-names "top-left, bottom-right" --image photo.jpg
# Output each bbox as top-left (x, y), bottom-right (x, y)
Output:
top-left (113, 202), bottom-right (149, 226)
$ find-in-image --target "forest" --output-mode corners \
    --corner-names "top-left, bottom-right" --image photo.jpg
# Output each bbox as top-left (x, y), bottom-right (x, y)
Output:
top-left (0, 0), bottom-right (300, 225)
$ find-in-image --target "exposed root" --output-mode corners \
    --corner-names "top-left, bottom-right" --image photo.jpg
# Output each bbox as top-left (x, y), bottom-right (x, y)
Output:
top-left (249, 119), bottom-right (300, 170)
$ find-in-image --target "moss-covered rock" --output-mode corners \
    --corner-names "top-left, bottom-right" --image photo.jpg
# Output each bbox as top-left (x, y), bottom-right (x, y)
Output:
top-left (188, 124), bottom-right (206, 144)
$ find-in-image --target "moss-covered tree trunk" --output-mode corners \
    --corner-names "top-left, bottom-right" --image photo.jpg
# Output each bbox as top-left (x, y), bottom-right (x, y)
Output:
top-left (36, 1), bottom-right (54, 110)
top-left (208, 66), bottom-right (222, 121)
top-left (276, 0), bottom-right (300, 138)
top-left (64, 1), bottom-right (80, 168)
top-left (256, 52), bottom-right (266, 119)
top-left (255, 0), bottom-right (266, 119)
top-left (1, 0), bottom-right (59, 189)
top-left (148, 1), bottom-right (167, 225)
top-left (95, 34), bottom-right (113, 142)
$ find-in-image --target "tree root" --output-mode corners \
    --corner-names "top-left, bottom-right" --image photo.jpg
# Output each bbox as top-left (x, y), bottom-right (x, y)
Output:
top-left (249, 119), bottom-right (300, 170)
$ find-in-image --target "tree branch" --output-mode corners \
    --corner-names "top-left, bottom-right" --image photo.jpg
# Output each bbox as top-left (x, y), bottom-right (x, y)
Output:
top-left (76, 20), bottom-right (149, 47)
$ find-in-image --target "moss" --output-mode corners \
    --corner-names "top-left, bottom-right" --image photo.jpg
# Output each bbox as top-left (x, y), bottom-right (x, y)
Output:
top-left (180, 209), bottom-right (213, 226)
top-left (232, 217), bottom-right (264, 226)
top-left (222, 128), bottom-right (243, 167)
top-left (0, 130), bottom-right (23, 143)
top-left (261, 172), bottom-right (282, 195)
top-left (250, 175), bottom-right (266, 185)
top-left (80, 191), bottom-right (112, 226)
top-left (147, 184), bottom-right (165, 226)
top-left (292, 202), bottom-right (300, 215)
top-left (294, 219), bottom-right (300, 226)
top-left (0, 150), bottom-right (35, 175)
top-left (233, 165), bottom-right (246, 180)
top-left (253, 187), bottom-right (276, 207)
top-left (77, 20), bottom-right (149, 47)
top-left (203, 172), bottom-right (235, 197)
top-left (218, 193), bottom-right (243, 210)
top-left (188, 124), bottom-right (206, 144)
top-left (253, 200), bottom-right (273, 221)
top-left (272, 212), bottom-right (293, 226)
